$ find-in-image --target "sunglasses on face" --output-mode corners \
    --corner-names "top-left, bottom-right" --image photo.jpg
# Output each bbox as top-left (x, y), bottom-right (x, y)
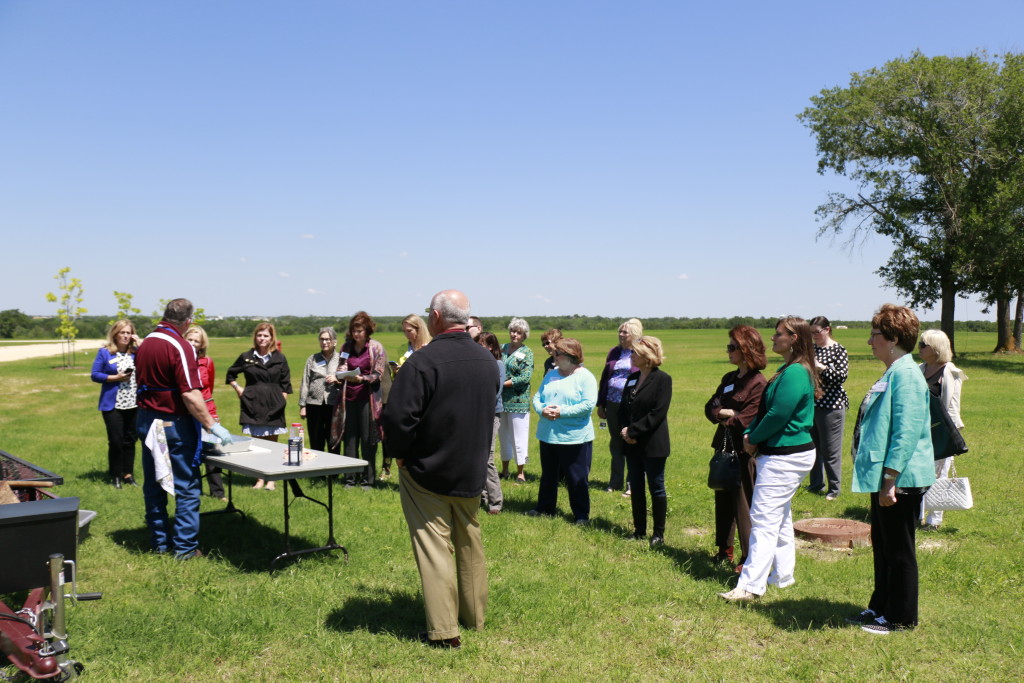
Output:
top-left (919, 341), bottom-right (930, 349)
top-left (726, 344), bottom-right (739, 352)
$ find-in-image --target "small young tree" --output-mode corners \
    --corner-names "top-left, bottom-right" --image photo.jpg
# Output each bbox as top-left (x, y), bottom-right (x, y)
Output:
top-left (110, 291), bottom-right (142, 326)
top-left (45, 267), bottom-right (88, 368)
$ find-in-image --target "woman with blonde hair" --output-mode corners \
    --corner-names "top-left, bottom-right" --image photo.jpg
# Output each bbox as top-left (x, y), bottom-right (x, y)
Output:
top-left (620, 336), bottom-right (673, 547)
top-left (397, 314), bottom-right (432, 371)
top-left (499, 317), bottom-right (534, 484)
top-left (597, 318), bottom-right (642, 494)
top-left (226, 322), bottom-right (293, 490)
top-left (91, 319), bottom-right (142, 488)
top-left (917, 328), bottom-right (967, 530)
top-left (185, 325), bottom-right (224, 499)
top-left (721, 316), bottom-right (818, 602)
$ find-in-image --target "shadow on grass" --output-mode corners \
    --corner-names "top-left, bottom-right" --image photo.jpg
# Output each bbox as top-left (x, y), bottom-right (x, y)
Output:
top-left (77, 468), bottom-right (114, 484)
top-left (109, 506), bottom-right (331, 573)
top-left (324, 585), bottom-right (423, 641)
top-left (748, 596), bottom-right (867, 631)
top-left (654, 544), bottom-right (743, 582)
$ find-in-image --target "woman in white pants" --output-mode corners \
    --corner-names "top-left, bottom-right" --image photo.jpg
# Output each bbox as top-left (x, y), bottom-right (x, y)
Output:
top-left (720, 316), bottom-right (819, 602)
top-left (499, 318), bottom-right (534, 484)
top-left (918, 329), bottom-right (966, 529)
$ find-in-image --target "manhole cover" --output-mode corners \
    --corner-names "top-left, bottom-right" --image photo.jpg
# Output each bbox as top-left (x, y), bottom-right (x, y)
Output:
top-left (794, 518), bottom-right (871, 548)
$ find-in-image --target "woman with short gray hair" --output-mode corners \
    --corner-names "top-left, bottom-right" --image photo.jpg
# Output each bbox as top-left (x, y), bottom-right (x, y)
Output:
top-left (917, 328), bottom-right (967, 530)
top-left (299, 326), bottom-right (342, 453)
top-left (500, 317), bottom-right (534, 484)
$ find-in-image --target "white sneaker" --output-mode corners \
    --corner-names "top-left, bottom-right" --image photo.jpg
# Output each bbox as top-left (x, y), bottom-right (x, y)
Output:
top-left (718, 587), bottom-right (758, 602)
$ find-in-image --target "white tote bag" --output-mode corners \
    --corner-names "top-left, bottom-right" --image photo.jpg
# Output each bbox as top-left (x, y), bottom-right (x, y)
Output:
top-left (922, 462), bottom-right (973, 511)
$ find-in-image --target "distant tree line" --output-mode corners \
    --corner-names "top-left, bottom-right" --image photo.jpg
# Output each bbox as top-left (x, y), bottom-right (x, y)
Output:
top-left (0, 310), bottom-right (1002, 340)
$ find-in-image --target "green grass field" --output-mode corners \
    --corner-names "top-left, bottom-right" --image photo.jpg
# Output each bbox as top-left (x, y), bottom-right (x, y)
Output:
top-left (2, 328), bottom-right (1022, 681)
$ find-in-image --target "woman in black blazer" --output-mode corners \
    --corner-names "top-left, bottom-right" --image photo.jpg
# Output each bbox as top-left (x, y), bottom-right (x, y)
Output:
top-left (618, 336), bottom-right (673, 548)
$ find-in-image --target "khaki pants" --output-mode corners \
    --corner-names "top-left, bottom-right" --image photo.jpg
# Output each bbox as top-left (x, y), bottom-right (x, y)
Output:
top-left (399, 467), bottom-right (487, 639)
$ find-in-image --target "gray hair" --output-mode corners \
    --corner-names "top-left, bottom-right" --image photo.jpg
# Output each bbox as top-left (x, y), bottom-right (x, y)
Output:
top-left (507, 317), bottom-right (530, 338)
top-left (318, 326), bottom-right (337, 342)
top-left (164, 298), bottom-right (194, 325)
top-left (431, 291), bottom-right (470, 326)
top-left (920, 328), bottom-right (953, 364)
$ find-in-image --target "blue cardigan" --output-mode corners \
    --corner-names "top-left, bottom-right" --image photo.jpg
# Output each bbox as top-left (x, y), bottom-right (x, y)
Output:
top-left (91, 347), bottom-right (134, 411)
top-left (852, 354), bottom-right (936, 492)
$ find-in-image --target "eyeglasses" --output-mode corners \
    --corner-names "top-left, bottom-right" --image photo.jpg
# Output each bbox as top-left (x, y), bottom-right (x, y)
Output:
top-left (726, 344), bottom-right (739, 352)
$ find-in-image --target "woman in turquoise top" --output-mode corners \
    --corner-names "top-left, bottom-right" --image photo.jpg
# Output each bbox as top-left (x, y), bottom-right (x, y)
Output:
top-left (526, 338), bottom-right (597, 525)
top-left (721, 316), bottom-right (818, 602)
top-left (499, 317), bottom-right (534, 483)
top-left (847, 304), bottom-right (935, 634)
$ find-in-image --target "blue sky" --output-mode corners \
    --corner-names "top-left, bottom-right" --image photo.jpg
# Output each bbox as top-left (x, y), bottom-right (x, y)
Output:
top-left (2, 1), bottom-right (1021, 321)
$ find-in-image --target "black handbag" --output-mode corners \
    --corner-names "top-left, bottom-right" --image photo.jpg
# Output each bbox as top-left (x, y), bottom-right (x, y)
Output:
top-left (708, 429), bottom-right (741, 490)
top-left (929, 393), bottom-right (968, 460)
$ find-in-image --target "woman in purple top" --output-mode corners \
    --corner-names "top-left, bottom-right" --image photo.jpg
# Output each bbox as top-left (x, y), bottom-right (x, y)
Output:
top-left (596, 318), bottom-right (643, 494)
top-left (331, 311), bottom-right (388, 488)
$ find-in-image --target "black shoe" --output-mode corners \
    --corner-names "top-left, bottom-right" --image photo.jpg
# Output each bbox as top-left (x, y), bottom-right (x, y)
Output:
top-left (123, 476), bottom-right (138, 487)
top-left (176, 549), bottom-right (203, 561)
top-left (649, 535), bottom-right (664, 549)
top-left (632, 531), bottom-right (647, 540)
top-left (861, 616), bottom-right (911, 635)
top-left (418, 632), bottom-right (461, 649)
top-left (112, 477), bottom-right (122, 489)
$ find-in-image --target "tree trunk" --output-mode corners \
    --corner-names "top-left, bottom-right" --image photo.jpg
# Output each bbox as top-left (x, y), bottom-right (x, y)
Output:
top-left (993, 292), bottom-right (1014, 352)
top-left (1014, 291), bottom-right (1023, 351)
top-left (940, 279), bottom-right (957, 357)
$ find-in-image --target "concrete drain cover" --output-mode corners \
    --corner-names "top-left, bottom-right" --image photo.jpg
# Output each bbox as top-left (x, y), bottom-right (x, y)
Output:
top-left (794, 518), bottom-right (871, 548)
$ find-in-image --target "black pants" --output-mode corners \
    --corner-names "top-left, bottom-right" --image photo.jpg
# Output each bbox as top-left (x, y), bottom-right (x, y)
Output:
top-left (713, 452), bottom-right (756, 563)
top-left (101, 408), bottom-right (137, 478)
top-left (306, 403), bottom-right (340, 454)
top-left (537, 441), bottom-right (592, 522)
top-left (343, 398), bottom-right (378, 485)
top-left (869, 491), bottom-right (924, 627)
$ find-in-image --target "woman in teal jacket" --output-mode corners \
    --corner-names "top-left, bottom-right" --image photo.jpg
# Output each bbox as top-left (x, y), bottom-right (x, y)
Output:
top-left (848, 304), bottom-right (935, 635)
top-left (720, 317), bottom-right (818, 602)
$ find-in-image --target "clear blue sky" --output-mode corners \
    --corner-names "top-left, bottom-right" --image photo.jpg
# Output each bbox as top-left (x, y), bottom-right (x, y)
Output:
top-left (2, 1), bottom-right (1020, 321)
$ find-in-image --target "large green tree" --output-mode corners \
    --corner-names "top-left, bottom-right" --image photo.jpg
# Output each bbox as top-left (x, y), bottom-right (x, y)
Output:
top-left (799, 51), bottom-right (1024, 353)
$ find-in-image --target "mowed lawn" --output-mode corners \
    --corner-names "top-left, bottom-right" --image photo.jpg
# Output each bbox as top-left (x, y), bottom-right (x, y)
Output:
top-left (1, 327), bottom-right (1021, 681)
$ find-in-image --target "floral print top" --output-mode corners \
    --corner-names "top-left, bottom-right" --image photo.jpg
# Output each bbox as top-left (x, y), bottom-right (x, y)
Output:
top-left (501, 343), bottom-right (534, 413)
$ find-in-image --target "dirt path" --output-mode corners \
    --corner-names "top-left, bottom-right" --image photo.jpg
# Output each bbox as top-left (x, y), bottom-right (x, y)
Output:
top-left (0, 340), bottom-right (105, 363)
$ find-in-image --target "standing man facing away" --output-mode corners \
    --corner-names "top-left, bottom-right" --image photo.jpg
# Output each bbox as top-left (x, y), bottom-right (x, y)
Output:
top-left (382, 290), bottom-right (500, 649)
top-left (135, 298), bottom-right (232, 560)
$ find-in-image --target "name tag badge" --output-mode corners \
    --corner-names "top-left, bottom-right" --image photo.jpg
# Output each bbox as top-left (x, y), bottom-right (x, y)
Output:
top-left (723, 384), bottom-right (735, 394)
top-left (316, 360), bottom-right (327, 367)
top-left (626, 379), bottom-right (637, 387)
top-left (870, 380), bottom-right (888, 393)
top-left (340, 352), bottom-right (350, 360)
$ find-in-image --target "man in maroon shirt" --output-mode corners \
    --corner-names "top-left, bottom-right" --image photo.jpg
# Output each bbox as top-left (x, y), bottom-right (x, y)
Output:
top-left (134, 298), bottom-right (231, 559)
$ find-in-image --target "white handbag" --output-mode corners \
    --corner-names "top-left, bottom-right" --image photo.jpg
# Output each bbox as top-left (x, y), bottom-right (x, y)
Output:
top-left (922, 461), bottom-right (973, 511)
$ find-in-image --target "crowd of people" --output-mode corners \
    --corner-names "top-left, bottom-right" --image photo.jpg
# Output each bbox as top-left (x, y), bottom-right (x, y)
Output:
top-left (92, 300), bottom-right (965, 640)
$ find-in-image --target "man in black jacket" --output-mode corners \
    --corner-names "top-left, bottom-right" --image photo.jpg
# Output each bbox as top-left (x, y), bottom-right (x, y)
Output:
top-left (382, 290), bottom-right (500, 649)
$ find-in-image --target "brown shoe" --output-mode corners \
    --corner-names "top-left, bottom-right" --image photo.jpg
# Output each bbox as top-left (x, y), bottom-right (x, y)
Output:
top-left (418, 632), bottom-right (461, 649)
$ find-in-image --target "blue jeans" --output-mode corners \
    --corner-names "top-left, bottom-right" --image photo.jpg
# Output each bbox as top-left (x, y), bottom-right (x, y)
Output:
top-left (137, 408), bottom-right (202, 556)
top-left (537, 441), bottom-right (592, 522)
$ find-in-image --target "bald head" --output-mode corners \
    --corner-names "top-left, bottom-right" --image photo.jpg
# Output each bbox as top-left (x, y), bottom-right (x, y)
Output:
top-left (428, 290), bottom-right (471, 334)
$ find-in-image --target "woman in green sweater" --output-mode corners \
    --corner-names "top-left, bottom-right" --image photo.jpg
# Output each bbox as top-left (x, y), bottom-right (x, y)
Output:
top-left (720, 316), bottom-right (819, 602)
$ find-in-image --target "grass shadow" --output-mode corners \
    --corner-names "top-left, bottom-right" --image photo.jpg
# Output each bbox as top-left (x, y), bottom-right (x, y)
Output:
top-left (655, 543), bottom-right (742, 582)
top-left (748, 596), bottom-right (867, 631)
top-left (109, 508), bottom-right (328, 573)
top-left (324, 585), bottom-right (423, 641)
